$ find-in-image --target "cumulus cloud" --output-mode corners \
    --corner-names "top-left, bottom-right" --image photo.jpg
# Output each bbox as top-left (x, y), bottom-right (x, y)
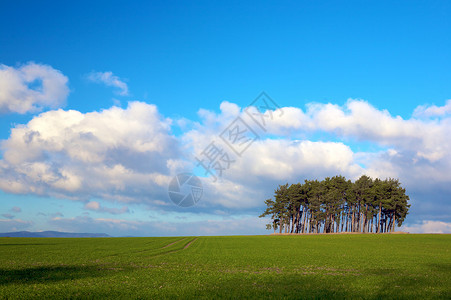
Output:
top-left (87, 71), bottom-right (129, 96)
top-left (0, 62), bottom-right (69, 114)
top-left (186, 105), bottom-right (365, 212)
top-left (216, 99), bottom-right (451, 196)
top-left (402, 220), bottom-right (451, 233)
top-left (1, 97), bottom-right (451, 235)
top-left (413, 99), bottom-right (451, 118)
top-left (178, 98), bottom-right (451, 225)
top-left (84, 201), bottom-right (129, 215)
top-left (193, 139), bottom-right (364, 209)
top-left (0, 101), bottom-right (185, 204)
top-left (265, 99), bottom-right (451, 163)
top-left (180, 101), bottom-right (364, 209)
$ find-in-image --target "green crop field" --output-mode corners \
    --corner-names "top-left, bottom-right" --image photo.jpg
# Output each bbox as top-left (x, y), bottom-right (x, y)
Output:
top-left (1, 234), bottom-right (450, 299)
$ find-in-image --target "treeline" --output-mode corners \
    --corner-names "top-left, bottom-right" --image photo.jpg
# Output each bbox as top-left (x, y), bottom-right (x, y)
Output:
top-left (260, 175), bottom-right (410, 234)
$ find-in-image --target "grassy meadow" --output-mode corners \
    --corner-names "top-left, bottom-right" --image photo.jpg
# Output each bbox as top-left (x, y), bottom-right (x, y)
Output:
top-left (0, 234), bottom-right (450, 299)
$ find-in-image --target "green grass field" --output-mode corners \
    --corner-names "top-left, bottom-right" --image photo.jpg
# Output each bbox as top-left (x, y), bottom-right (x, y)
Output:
top-left (1, 234), bottom-right (450, 299)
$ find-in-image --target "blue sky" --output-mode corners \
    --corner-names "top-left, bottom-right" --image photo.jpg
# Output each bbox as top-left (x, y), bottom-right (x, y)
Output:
top-left (1, 0), bottom-right (451, 236)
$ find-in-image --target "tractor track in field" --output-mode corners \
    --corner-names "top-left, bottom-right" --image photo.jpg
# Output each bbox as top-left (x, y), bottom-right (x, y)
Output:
top-left (96, 237), bottom-right (198, 262)
top-left (99, 238), bottom-right (191, 259)
top-left (184, 238), bottom-right (197, 249)
top-left (149, 237), bottom-right (198, 258)
top-left (162, 238), bottom-right (187, 248)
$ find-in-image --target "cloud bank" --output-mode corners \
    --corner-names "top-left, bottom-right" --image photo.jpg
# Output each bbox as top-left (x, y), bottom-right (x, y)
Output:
top-left (1, 93), bottom-right (451, 234)
top-left (0, 102), bottom-right (184, 205)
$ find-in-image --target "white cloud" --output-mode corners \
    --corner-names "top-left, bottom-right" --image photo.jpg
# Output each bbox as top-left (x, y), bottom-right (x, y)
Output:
top-left (87, 71), bottom-right (129, 96)
top-left (84, 201), bottom-right (129, 215)
top-left (180, 101), bottom-right (366, 209)
top-left (180, 99), bottom-right (451, 220)
top-left (224, 99), bottom-right (451, 193)
top-left (84, 201), bottom-right (100, 210)
top-left (0, 62), bottom-right (69, 114)
top-left (402, 220), bottom-right (451, 233)
top-left (194, 139), bottom-right (363, 209)
top-left (1, 97), bottom-right (451, 233)
top-left (266, 99), bottom-right (451, 163)
top-left (0, 102), bottom-right (185, 204)
top-left (413, 99), bottom-right (451, 117)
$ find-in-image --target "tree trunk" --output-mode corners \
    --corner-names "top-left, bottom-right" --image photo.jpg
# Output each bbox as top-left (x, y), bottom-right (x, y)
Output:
top-left (377, 202), bottom-right (381, 233)
top-left (295, 209), bottom-right (301, 233)
top-left (302, 208), bottom-right (307, 233)
top-left (346, 207), bottom-right (350, 232)
top-left (392, 212), bottom-right (396, 232)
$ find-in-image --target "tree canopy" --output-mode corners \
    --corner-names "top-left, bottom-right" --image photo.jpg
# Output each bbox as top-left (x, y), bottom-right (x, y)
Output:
top-left (260, 175), bottom-right (410, 234)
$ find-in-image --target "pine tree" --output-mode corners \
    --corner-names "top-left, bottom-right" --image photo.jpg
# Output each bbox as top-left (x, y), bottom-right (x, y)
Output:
top-left (261, 175), bottom-right (410, 234)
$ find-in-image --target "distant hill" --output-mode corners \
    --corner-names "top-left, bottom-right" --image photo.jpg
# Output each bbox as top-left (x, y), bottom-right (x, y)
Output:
top-left (0, 231), bottom-right (110, 238)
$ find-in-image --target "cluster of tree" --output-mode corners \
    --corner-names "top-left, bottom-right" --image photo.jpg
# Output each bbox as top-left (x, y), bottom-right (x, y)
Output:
top-left (260, 175), bottom-right (410, 234)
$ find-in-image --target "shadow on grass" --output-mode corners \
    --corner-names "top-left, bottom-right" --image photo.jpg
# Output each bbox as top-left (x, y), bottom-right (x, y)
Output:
top-left (363, 267), bottom-right (451, 299)
top-left (0, 265), bottom-right (111, 285)
top-left (0, 244), bottom-right (56, 246)
top-left (169, 274), bottom-right (353, 299)
top-left (168, 268), bottom-right (451, 299)
top-left (427, 263), bottom-right (451, 273)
